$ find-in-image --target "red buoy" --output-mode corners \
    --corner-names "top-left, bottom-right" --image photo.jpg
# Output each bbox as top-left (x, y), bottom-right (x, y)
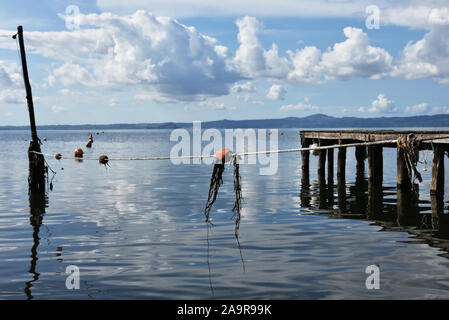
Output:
top-left (98, 155), bottom-right (109, 165)
top-left (74, 148), bottom-right (84, 158)
top-left (215, 148), bottom-right (233, 164)
top-left (55, 153), bottom-right (62, 160)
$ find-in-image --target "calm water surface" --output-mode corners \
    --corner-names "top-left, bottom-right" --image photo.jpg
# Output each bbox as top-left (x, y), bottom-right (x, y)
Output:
top-left (1, 128), bottom-right (449, 299)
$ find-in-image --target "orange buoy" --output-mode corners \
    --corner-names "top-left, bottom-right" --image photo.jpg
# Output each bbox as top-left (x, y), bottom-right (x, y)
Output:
top-left (215, 148), bottom-right (233, 164)
top-left (55, 153), bottom-right (62, 160)
top-left (74, 148), bottom-right (84, 158)
top-left (98, 155), bottom-right (109, 165)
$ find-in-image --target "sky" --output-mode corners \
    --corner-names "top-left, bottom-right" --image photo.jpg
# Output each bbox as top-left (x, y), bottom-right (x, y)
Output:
top-left (0, 0), bottom-right (449, 125)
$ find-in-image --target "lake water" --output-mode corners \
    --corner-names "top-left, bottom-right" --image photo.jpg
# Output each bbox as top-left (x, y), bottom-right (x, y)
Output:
top-left (1, 128), bottom-right (449, 299)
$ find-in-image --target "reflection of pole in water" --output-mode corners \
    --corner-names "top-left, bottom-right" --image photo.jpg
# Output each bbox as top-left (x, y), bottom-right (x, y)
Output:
top-left (396, 186), bottom-right (419, 227)
top-left (300, 181), bottom-right (311, 208)
top-left (24, 190), bottom-right (47, 300)
top-left (352, 167), bottom-right (367, 216)
top-left (431, 194), bottom-right (444, 233)
top-left (367, 179), bottom-right (383, 220)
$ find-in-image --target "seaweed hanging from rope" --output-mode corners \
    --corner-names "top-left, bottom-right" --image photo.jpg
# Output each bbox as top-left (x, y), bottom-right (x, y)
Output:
top-left (232, 155), bottom-right (242, 236)
top-left (204, 162), bottom-right (225, 224)
top-left (204, 150), bottom-right (243, 233)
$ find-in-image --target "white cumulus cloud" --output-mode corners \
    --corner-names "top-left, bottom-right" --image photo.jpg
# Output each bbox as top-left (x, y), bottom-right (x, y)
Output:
top-left (266, 84), bottom-right (286, 100)
top-left (0, 61), bottom-right (24, 104)
top-left (405, 103), bottom-right (429, 114)
top-left (368, 93), bottom-right (398, 113)
top-left (2, 11), bottom-right (242, 102)
top-left (280, 98), bottom-right (319, 111)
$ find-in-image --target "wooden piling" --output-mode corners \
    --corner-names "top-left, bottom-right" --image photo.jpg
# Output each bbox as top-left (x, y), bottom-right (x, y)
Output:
top-left (431, 194), bottom-right (444, 217)
top-left (327, 147), bottom-right (334, 186)
top-left (355, 146), bottom-right (366, 175)
top-left (368, 145), bottom-right (383, 186)
top-left (15, 25), bottom-right (46, 193)
top-left (336, 147), bottom-right (346, 212)
top-left (430, 145), bottom-right (445, 196)
top-left (396, 147), bottom-right (411, 189)
top-left (337, 147), bottom-right (346, 184)
top-left (301, 139), bottom-right (311, 186)
top-left (318, 148), bottom-right (326, 185)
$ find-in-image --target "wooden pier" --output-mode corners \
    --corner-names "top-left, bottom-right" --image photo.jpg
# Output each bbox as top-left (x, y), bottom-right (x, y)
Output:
top-left (300, 130), bottom-right (449, 201)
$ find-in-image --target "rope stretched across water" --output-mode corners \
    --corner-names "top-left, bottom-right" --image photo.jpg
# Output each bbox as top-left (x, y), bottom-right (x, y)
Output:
top-left (29, 135), bottom-right (449, 162)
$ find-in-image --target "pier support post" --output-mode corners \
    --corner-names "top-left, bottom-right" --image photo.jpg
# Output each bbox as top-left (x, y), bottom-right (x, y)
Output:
top-left (397, 147), bottom-right (411, 190)
top-left (431, 194), bottom-right (444, 217)
top-left (337, 147), bottom-right (346, 212)
top-left (318, 148), bottom-right (327, 185)
top-left (337, 147), bottom-right (346, 185)
top-left (368, 145), bottom-right (383, 186)
top-left (327, 147), bottom-right (334, 186)
top-left (301, 139), bottom-right (311, 187)
top-left (355, 146), bottom-right (366, 176)
top-left (430, 145), bottom-right (445, 196)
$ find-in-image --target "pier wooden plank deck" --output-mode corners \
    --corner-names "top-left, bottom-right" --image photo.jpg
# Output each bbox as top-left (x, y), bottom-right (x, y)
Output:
top-left (300, 130), bottom-right (449, 146)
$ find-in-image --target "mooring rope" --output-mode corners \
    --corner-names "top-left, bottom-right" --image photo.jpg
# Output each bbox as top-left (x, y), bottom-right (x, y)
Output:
top-left (29, 135), bottom-right (449, 162)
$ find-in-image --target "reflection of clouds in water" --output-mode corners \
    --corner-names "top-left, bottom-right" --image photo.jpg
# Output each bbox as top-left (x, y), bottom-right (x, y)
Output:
top-left (238, 158), bottom-right (300, 221)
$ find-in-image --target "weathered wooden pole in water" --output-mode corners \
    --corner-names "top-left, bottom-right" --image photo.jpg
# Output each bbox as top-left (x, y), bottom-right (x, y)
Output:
top-left (337, 147), bottom-right (346, 185)
top-left (317, 147), bottom-right (326, 185)
top-left (337, 147), bottom-right (346, 212)
top-left (327, 147), bottom-right (334, 186)
top-left (355, 146), bottom-right (366, 176)
top-left (14, 26), bottom-right (46, 192)
top-left (368, 145), bottom-right (383, 186)
top-left (430, 145), bottom-right (445, 196)
top-left (396, 147), bottom-right (411, 190)
top-left (301, 139), bottom-right (311, 186)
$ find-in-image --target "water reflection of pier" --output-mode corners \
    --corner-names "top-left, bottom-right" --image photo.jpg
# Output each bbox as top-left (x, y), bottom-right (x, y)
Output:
top-left (299, 130), bottom-right (449, 259)
top-left (300, 177), bottom-right (449, 258)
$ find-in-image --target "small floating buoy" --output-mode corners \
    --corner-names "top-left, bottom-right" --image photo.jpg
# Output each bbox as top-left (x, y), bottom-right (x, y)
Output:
top-left (43, 137), bottom-right (47, 141)
top-left (99, 155), bottom-right (109, 165)
top-left (74, 148), bottom-right (84, 158)
top-left (55, 153), bottom-right (62, 160)
top-left (215, 148), bottom-right (233, 164)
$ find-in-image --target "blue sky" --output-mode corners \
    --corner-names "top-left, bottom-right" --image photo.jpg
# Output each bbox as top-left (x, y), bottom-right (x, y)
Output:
top-left (1, 0), bottom-right (449, 125)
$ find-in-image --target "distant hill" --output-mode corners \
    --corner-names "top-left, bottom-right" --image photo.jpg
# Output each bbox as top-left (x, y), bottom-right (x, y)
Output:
top-left (1, 113), bottom-right (449, 130)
